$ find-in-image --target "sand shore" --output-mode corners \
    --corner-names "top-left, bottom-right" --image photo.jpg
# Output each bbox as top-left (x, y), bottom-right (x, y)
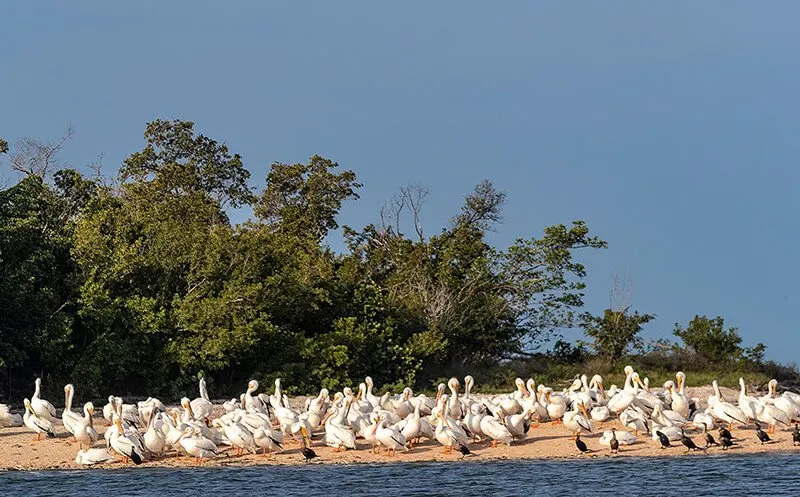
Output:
top-left (1, 385), bottom-right (796, 471)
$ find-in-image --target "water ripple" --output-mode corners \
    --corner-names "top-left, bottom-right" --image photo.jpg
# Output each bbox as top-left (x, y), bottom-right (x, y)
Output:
top-left (2, 453), bottom-right (796, 496)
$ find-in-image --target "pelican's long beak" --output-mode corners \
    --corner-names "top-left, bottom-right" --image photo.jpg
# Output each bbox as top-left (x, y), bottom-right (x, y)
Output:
top-left (435, 389), bottom-right (442, 403)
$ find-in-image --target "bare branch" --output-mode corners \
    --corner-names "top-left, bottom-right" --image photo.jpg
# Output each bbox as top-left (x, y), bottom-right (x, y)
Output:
top-left (10, 126), bottom-right (74, 178)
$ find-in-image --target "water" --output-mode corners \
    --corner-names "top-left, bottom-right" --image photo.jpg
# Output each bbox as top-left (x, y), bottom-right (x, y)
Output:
top-left (1, 453), bottom-right (795, 496)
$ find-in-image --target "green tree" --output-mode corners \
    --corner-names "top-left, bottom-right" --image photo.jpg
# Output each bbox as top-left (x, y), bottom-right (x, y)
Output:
top-left (673, 315), bottom-right (758, 364)
top-left (581, 308), bottom-right (655, 359)
top-left (255, 155), bottom-right (362, 240)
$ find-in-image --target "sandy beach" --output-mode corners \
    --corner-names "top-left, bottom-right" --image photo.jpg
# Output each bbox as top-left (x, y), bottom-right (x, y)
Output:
top-left (2, 384), bottom-right (798, 471)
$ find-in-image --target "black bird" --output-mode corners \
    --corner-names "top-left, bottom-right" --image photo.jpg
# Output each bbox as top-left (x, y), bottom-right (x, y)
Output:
top-left (755, 422), bottom-right (770, 445)
top-left (300, 431), bottom-right (318, 463)
top-left (609, 428), bottom-right (619, 454)
top-left (702, 426), bottom-right (719, 448)
top-left (456, 441), bottom-right (473, 459)
top-left (680, 429), bottom-right (704, 453)
top-left (575, 433), bottom-right (590, 454)
top-left (793, 424), bottom-right (800, 446)
top-left (655, 430), bottom-right (671, 449)
top-left (718, 426), bottom-right (733, 440)
top-left (720, 436), bottom-right (735, 451)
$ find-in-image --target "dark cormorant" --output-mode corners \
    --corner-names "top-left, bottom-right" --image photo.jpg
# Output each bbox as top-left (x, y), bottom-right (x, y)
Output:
top-left (702, 426), bottom-right (718, 448)
top-left (655, 430), bottom-right (670, 449)
top-left (718, 426), bottom-right (732, 440)
top-left (755, 422), bottom-right (770, 445)
top-left (793, 424), bottom-right (800, 446)
top-left (609, 428), bottom-right (619, 454)
top-left (720, 436), bottom-right (735, 450)
top-left (680, 428), bottom-right (703, 453)
top-left (575, 433), bottom-right (590, 453)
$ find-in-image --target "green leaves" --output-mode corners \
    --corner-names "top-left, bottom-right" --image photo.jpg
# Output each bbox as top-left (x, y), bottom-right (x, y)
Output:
top-left (255, 155), bottom-right (361, 240)
top-left (673, 315), bottom-right (759, 364)
top-left (581, 308), bottom-right (656, 360)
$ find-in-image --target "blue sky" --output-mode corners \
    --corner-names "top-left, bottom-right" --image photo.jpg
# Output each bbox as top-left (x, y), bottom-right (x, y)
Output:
top-left (2, 2), bottom-right (798, 361)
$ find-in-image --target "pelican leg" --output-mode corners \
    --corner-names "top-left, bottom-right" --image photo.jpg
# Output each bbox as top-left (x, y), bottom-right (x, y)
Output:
top-left (491, 440), bottom-right (498, 448)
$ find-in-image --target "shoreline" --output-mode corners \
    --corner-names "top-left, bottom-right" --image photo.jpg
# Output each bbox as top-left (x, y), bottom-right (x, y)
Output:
top-left (1, 419), bottom-right (797, 471)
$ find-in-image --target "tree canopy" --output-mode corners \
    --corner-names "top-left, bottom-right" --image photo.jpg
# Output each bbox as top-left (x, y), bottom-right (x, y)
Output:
top-left (0, 120), bottom-right (613, 399)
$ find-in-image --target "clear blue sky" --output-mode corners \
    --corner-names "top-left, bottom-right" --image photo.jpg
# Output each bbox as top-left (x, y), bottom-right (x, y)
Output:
top-left (2, 2), bottom-right (798, 362)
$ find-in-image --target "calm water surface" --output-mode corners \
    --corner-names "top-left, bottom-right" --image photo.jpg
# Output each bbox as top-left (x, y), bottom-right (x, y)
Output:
top-left (2, 453), bottom-right (796, 496)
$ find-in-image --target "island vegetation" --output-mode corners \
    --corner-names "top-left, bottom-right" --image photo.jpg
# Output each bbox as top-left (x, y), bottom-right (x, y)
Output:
top-left (0, 121), bottom-right (796, 401)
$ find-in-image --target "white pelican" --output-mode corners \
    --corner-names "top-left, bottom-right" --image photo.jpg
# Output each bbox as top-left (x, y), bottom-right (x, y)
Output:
top-left (144, 407), bottom-right (166, 457)
top-left (544, 388), bottom-right (567, 423)
top-left (505, 407), bottom-right (534, 440)
top-left (690, 409), bottom-right (716, 432)
top-left (109, 415), bottom-right (145, 465)
top-left (433, 409), bottom-right (468, 454)
top-left (179, 425), bottom-right (218, 465)
top-left (563, 401), bottom-right (593, 438)
top-left (671, 372), bottom-right (690, 418)
top-left (190, 377), bottom-right (214, 422)
top-left (447, 378), bottom-right (463, 420)
top-left (607, 366), bottom-right (637, 415)
top-left (708, 381), bottom-right (748, 429)
top-left (651, 402), bottom-right (686, 428)
top-left (619, 407), bottom-right (648, 434)
top-left (589, 375), bottom-right (607, 405)
top-left (244, 380), bottom-right (266, 412)
top-left (0, 403), bottom-right (23, 427)
top-left (323, 400), bottom-right (356, 451)
top-left (23, 398), bottom-right (55, 440)
top-left (215, 418), bottom-right (256, 456)
top-left (480, 406), bottom-right (514, 447)
top-left (364, 376), bottom-right (382, 408)
top-left (62, 384), bottom-right (83, 439)
top-left (600, 428), bottom-right (636, 446)
top-left (498, 379), bottom-right (525, 416)
top-left (652, 425), bottom-right (682, 441)
top-left (761, 379), bottom-right (800, 424)
top-left (31, 378), bottom-right (56, 422)
top-left (254, 424), bottom-right (284, 456)
top-left (75, 448), bottom-right (116, 465)
top-left (73, 402), bottom-right (99, 450)
top-left (464, 403), bottom-right (486, 442)
top-left (737, 377), bottom-right (759, 422)
top-left (400, 402), bottom-right (423, 446)
top-left (376, 416), bottom-right (408, 455)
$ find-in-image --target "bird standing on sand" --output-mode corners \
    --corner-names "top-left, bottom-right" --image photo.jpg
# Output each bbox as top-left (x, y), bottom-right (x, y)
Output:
top-left (702, 426), bottom-right (719, 448)
top-left (793, 424), bottom-right (800, 447)
top-left (300, 426), bottom-right (317, 463)
top-left (655, 430), bottom-right (670, 449)
top-left (680, 429), bottom-right (703, 453)
top-left (609, 428), bottom-right (619, 454)
top-left (575, 433), bottom-right (590, 454)
top-left (718, 426), bottom-right (733, 440)
top-left (456, 441), bottom-right (473, 459)
top-left (720, 436), bottom-right (735, 451)
top-left (755, 422), bottom-right (770, 445)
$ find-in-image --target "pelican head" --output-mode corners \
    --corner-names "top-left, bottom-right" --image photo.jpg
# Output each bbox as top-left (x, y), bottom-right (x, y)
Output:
top-left (23, 398), bottom-right (32, 410)
top-left (448, 377), bottom-right (460, 393)
top-left (676, 371), bottom-right (686, 390)
top-left (435, 383), bottom-right (445, 403)
top-left (623, 365), bottom-right (634, 377)
top-left (464, 375), bottom-right (474, 387)
top-left (248, 379), bottom-right (259, 392)
top-left (365, 376), bottom-right (374, 388)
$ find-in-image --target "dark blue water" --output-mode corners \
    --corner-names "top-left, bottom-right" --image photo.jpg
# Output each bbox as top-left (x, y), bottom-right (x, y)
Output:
top-left (1, 453), bottom-right (795, 496)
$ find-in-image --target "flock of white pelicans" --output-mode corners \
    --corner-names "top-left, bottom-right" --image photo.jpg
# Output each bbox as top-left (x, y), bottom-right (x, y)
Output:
top-left (1, 366), bottom-right (800, 466)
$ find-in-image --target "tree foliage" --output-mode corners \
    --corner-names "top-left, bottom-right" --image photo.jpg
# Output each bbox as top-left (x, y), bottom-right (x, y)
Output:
top-left (0, 120), bottom-right (613, 400)
top-left (581, 308), bottom-right (656, 360)
top-left (673, 315), bottom-right (764, 364)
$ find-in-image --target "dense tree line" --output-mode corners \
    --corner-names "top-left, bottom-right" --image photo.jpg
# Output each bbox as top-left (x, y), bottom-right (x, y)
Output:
top-left (0, 121), bottom-right (610, 400)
